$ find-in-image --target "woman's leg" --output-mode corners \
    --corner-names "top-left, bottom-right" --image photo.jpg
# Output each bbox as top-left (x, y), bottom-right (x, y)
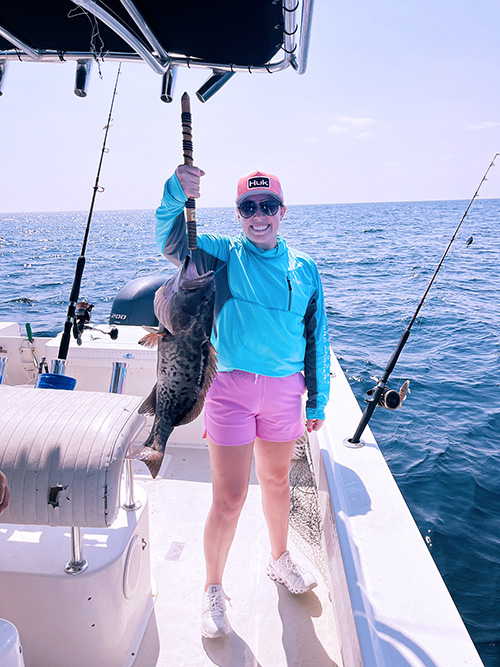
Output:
top-left (253, 438), bottom-right (296, 560)
top-left (254, 437), bottom-right (317, 594)
top-left (203, 437), bottom-right (255, 589)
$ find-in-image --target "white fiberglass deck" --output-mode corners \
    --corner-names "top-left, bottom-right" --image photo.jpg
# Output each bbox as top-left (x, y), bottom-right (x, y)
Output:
top-left (133, 446), bottom-right (342, 667)
top-left (0, 324), bottom-right (483, 665)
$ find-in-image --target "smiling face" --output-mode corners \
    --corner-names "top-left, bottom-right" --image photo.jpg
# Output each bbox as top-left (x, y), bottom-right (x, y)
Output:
top-left (237, 193), bottom-right (286, 250)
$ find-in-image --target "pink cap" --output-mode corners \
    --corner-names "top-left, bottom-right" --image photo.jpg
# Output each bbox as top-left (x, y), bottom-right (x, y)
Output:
top-left (236, 170), bottom-right (284, 205)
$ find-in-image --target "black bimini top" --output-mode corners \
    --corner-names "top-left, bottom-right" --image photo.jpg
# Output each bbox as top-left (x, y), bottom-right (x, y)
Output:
top-left (0, 0), bottom-right (314, 100)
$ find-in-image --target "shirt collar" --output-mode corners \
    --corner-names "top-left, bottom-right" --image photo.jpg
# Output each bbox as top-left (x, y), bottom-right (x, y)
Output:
top-left (240, 234), bottom-right (287, 258)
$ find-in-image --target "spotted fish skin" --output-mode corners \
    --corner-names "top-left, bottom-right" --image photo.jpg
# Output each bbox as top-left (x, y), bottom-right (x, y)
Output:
top-left (132, 256), bottom-right (216, 478)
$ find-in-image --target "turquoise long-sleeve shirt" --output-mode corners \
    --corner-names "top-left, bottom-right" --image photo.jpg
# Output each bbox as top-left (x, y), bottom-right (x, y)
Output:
top-left (155, 174), bottom-right (330, 420)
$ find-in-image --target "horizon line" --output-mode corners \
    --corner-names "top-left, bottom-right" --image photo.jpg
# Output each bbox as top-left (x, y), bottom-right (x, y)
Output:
top-left (2, 196), bottom-right (499, 216)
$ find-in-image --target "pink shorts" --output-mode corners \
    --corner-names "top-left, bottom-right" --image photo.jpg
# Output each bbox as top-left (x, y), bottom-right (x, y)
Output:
top-left (203, 370), bottom-right (306, 446)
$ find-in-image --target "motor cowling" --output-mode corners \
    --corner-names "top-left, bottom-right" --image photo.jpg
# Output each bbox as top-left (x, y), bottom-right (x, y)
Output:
top-left (109, 275), bottom-right (166, 327)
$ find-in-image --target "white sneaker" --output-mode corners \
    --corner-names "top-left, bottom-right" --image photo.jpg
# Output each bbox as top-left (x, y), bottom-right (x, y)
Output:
top-left (267, 551), bottom-right (317, 594)
top-left (201, 584), bottom-right (231, 638)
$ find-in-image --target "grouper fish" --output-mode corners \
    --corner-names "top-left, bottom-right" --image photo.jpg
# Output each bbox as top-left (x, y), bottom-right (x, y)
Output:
top-left (131, 256), bottom-right (217, 478)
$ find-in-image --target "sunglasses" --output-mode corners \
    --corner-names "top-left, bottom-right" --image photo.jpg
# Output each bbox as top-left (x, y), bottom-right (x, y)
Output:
top-left (237, 198), bottom-right (281, 219)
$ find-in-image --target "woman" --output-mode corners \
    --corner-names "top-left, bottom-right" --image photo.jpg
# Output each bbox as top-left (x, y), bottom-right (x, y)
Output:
top-left (155, 165), bottom-right (330, 638)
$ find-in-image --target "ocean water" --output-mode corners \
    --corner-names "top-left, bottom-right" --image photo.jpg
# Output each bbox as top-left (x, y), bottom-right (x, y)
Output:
top-left (1, 200), bottom-right (499, 664)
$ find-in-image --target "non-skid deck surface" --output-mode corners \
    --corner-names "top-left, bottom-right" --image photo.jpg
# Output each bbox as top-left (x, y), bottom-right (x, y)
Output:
top-left (133, 446), bottom-right (341, 667)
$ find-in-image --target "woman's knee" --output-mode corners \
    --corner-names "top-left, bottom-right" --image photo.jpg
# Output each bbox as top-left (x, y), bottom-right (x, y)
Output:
top-left (256, 469), bottom-right (289, 494)
top-left (212, 487), bottom-right (248, 518)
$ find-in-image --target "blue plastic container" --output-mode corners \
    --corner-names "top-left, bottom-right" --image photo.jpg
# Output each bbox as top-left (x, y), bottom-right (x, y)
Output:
top-left (35, 373), bottom-right (77, 391)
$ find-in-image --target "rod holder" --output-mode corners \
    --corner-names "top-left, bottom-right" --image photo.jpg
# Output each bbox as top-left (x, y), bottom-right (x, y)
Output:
top-left (0, 357), bottom-right (6, 384)
top-left (109, 361), bottom-right (127, 394)
top-left (0, 60), bottom-right (7, 97)
top-left (160, 65), bottom-right (177, 103)
top-left (196, 70), bottom-right (235, 103)
top-left (74, 59), bottom-right (92, 97)
top-left (50, 358), bottom-right (67, 376)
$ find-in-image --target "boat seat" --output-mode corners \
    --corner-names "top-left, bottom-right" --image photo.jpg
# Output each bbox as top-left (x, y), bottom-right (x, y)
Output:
top-left (0, 385), bottom-right (146, 528)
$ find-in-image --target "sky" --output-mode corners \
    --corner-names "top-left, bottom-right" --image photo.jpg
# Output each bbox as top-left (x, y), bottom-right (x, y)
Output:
top-left (0, 0), bottom-right (499, 212)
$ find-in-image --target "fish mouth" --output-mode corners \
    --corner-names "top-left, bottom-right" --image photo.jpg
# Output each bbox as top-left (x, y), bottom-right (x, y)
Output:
top-left (154, 255), bottom-right (215, 335)
top-left (179, 255), bottom-right (214, 289)
top-left (180, 272), bottom-right (214, 290)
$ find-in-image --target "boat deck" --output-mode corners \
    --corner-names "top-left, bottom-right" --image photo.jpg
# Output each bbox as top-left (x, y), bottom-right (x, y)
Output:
top-left (132, 445), bottom-right (341, 667)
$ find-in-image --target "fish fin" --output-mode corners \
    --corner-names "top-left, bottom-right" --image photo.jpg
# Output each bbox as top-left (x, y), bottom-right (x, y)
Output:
top-left (154, 274), bottom-right (179, 334)
top-left (399, 380), bottom-right (411, 402)
top-left (174, 343), bottom-right (218, 426)
top-left (127, 445), bottom-right (164, 479)
top-left (154, 258), bottom-right (214, 335)
top-left (139, 385), bottom-right (157, 415)
top-left (139, 332), bottom-right (163, 348)
top-left (142, 325), bottom-right (160, 333)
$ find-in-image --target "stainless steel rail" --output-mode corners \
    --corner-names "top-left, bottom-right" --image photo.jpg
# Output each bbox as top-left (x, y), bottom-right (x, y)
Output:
top-left (108, 361), bottom-right (142, 512)
top-left (70, 0), bottom-right (164, 73)
top-left (297, 0), bottom-right (315, 75)
top-left (65, 527), bottom-right (89, 575)
top-left (0, 25), bottom-right (39, 60)
top-left (118, 0), bottom-right (170, 65)
top-left (0, 49), bottom-right (294, 72)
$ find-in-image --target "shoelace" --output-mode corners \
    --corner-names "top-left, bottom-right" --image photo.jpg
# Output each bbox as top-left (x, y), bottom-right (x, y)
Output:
top-left (281, 553), bottom-right (302, 578)
top-left (207, 589), bottom-right (231, 615)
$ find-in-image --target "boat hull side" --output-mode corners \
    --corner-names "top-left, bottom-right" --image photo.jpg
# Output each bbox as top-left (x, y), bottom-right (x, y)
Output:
top-left (310, 352), bottom-right (483, 667)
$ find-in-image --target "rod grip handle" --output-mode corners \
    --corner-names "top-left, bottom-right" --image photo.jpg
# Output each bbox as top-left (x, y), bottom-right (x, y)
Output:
top-left (181, 92), bottom-right (197, 250)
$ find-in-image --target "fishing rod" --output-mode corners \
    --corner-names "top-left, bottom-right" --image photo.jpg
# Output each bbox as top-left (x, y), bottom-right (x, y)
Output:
top-left (347, 152), bottom-right (500, 446)
top-left (55, 65), bottom-right (121, 366)
top-left (181, 92), bottom-right (197, 250)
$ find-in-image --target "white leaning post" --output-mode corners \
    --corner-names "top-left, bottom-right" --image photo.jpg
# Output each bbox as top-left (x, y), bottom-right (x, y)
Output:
top-left (109, 361), bottom-right (142, 511)
top-left (0, 385), bottom-right (152, 665)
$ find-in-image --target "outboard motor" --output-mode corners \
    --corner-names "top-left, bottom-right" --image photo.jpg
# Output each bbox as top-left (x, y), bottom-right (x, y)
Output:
top-left (109, 275), bottom-right (166, 327)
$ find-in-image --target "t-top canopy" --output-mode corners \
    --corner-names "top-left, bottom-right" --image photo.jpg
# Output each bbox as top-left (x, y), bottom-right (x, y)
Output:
top-left (0, 0), bottom-right (314, 100)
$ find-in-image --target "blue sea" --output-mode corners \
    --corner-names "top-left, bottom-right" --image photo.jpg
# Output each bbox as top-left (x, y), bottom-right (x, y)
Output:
top-left (1, 200), bottom-right (499, 664)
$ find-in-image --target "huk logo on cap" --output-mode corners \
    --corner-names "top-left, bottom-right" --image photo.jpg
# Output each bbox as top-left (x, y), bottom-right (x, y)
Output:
top-left (248, 177), bottom-right (270, 190)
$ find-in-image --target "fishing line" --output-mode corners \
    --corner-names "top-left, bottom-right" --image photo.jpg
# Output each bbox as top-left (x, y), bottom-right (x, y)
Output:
top-left (55, 64), bottom-right (121, 363)
top-left (67, 7), bottom-right (105, 72)
top-left (396, 259), bottom-right (451, 379)
top-left (348, 152), bottom-right (500, 446)
top-left (383, 192), bottom-right (496, 453)
top-left (403, 183), bottom-right (496, 369)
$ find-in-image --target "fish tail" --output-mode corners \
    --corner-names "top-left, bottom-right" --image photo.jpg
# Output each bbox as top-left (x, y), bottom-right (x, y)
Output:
top-left (128, 445), bottom-right (165, 479)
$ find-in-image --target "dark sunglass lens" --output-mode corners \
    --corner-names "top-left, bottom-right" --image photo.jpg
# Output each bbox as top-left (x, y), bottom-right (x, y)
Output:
top-left (261, 200), bottom-right (280, 216)
top-left (239, 200), bottom-right (257, 218)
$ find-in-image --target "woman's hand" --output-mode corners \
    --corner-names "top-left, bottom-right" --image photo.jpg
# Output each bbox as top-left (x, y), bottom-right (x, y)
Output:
top-left (176, 164), bottom-right (205, 200)
top-left (306, 419), bottom-right (324, 433)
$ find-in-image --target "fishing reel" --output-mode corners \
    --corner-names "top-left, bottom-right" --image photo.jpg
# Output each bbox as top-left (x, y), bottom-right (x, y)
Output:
top-left (366, 380), bottom-right (410, 411)
top-left (73, 300), bottom-right (119, 345)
